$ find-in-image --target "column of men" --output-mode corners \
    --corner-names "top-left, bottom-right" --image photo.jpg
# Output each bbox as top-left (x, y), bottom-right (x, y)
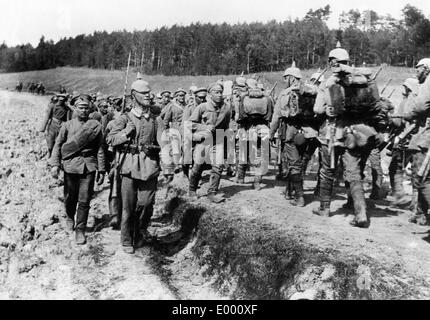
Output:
top-left (42, 43), bottom-right (430, 253)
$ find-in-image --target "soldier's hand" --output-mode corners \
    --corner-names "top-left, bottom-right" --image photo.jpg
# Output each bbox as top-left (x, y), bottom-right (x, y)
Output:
top-left (96, 171), bottom-right (105, 185)
top-left (51, 166), bottom-right (60, 179)
top-left (124, 121), bottom-right (136, 136)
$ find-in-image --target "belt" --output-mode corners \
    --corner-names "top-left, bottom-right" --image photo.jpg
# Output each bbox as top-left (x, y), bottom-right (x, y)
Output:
top-left (81, 150), bottom-right (95, 157)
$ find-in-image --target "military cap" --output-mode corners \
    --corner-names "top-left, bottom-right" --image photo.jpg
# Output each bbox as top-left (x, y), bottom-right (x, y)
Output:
top-left (416, 58), bottom-right (430, 69)
top-left (207, 82), bottom-right (223, 93)
top-left (161, 90), bottom-right (171, 96)
top-left (194, 87), bottom-right (207, 96)
top-left (131, 79), bottom-right (151, 93)
top-left (235, 76), bottom-right (247, 87)
top-left (283, 61), bottom-right (302, 79)
top-left (174, 88), bottom-right (187, 96)
top-left (71, 94), bottom-right (92, 106)
top-left (329, 41), bottom-right (350, 62)
top-left (189, 85), bottom-right (198, 93)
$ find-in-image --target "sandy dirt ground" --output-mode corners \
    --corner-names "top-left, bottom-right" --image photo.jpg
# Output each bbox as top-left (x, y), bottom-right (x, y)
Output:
top-left (1, 90), bottom-right (430, 299)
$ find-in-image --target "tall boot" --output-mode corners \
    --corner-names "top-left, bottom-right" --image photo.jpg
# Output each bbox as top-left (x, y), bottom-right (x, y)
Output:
top-left (343, 181), bottom-right (354, 209)
top-left (290, 174), bottom-right (305, 207)
top-left (188, 169), bottom-right (201, 198)
top-left (284, 175), bottom-right (294, 200)
top-left (207, 170), bottom-right (225, 203)
top-left (235, 164), bottom-right (247, 184)
top-left (276, 164), bottom-right (284, 180)
top-left (409, 188), bottom-right (418, 212)
top-left (109, 197), bottom-right (122, 230)
top-left (370, 168), bottom-right (384, 200)
top-left (349, 181), bottom-right (369, 228)
top-left (392, 172), bottom-right (408, 206)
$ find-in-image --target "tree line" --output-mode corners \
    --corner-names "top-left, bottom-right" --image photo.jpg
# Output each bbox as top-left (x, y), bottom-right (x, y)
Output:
top-left (0, 4), bottom-right (429, 75)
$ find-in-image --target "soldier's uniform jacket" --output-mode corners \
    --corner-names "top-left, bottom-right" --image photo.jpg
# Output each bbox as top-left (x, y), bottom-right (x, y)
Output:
top-left (182, 101), bottom-right (198, 125)
top-left (270, 83), bottom-right (319, 142)
top-left (50, 118), bottom-right (106, 174)
top-left (189, 97), bottom-right (231, 137)
top-left (106, 105), bottom-right (160, 181)
top-left (403, 76), bottom-right (430, 151)
top-left (163, 99), bottom-right (185, 131)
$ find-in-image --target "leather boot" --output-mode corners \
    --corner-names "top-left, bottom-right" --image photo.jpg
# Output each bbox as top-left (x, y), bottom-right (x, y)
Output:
top-left (75, 230), bottom-right (86, 245)
top-left (349, 181), bottom-right (369, 228)
top-left (188, 170), bottom-right (200, 194)
top-left (236, 164), bottom-right (246, 183)
top-left (283, 178), bottom-right (294, 200)
top-left (342, 182), bottom-right (354, 209)
top-left (253, 175), bottom-right (263, 190)
top-left (312, 201), bottom-right (331, 217)
top-left (409, 188), bottom-right (418, 211)
top-left (290, 174), bottom-right (305, 207)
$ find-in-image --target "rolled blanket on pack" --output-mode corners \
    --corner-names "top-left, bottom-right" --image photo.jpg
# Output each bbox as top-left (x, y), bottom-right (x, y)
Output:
top-left (61, 120), bottom-right (102, 160)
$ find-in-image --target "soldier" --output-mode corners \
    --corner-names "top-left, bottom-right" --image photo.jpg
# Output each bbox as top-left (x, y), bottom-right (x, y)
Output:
top-left (106, 80), bottom-right (161, 254)
top-left (236, 78), bottom-right (273, 190)
top-left (188, 82), bottom-right (231, 203)
top-left (401, 58), bottom-right (430, 225)
top-left (182, 88), bottom-right (208, 177)
top-left (270, 62), bottom-right (318, 207)
top-left (312, 43), bottom-right (387, 228)
top-left (388, 78), bottom-right (419, 207)
top-left (161, 88), bottom-right (186, 183)
top-left (50, 94), bottom-right (106, 244)
top-left (39, 94), bottom-right (72, 157)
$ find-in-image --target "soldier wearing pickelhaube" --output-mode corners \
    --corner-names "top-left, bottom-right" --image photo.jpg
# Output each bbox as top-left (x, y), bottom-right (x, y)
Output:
top-left (401, 58), bottom-right (430, 225)
top-left (270, 61), bottom-right (318, 207)
top-left (312, 42), bottom-right (387, 228)
top-left (106, 79), bottom-right (161, 254)
top-left (388, 78), bottom-right (419, 209)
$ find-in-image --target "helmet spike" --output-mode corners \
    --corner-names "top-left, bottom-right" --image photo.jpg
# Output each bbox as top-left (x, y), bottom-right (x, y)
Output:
top-left (336, 41), bottom-right (342, 48)
top-left (291, 61), bottom-right (296, 68)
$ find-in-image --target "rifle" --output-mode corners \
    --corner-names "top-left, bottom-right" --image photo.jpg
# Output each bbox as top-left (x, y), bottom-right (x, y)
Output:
top-left (268, 82), bottom-right (278, 98)
top-left (312, 66), bottom-right (329, 85)
top-left (327, 120), bottom-right (336, 169)
top-left (418, 147), bottom-right (430, 182)
top-left (387, 89), bottom-right (396, 99)
top-left (122, 52), bottom-right (132, 113)
top-left (371, 66), bottom-right (383, 81)
top-left (110, 54), bottom-right (132, 189)
top-left (381, 79), bottom-right (392, 94)
top-left (379, 122), bottom-right (416, 152)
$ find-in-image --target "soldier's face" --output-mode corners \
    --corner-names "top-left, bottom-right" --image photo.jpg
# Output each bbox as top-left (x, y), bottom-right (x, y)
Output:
top-left (162, 94), bottom-right (171, 104)
top-left (177, 93), bottom-right (186, 104)
top-left (196, 94), bottom-right (206, 105)
top-left (133, 91), bottom-right (151, 107)
top-left (210, 89), bottom-right (223, 104)
top-left (416, 66), bottom-right (429, 84)
top-left (76, 104), bottom-right (90, 120)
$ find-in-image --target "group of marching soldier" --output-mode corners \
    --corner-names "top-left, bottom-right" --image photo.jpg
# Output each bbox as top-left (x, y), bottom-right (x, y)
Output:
top-left (37, 41), bottom-right (430, 253)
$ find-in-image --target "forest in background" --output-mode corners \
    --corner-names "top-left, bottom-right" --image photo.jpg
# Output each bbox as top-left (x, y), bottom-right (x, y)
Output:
top-left (1, 4), bottom-right (429, 75)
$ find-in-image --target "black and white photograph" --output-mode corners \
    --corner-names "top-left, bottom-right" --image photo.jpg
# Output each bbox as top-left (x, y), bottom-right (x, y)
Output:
top-left (0, 0), bottom-right (430, 303)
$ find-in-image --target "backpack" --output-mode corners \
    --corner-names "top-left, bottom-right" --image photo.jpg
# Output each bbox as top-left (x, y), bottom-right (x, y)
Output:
top-left (242, 88), bottom-right (269, 117)
top-left (279, 84), bottom-right (317, 118)
top-left (327, 73), bottom-right (380, 117)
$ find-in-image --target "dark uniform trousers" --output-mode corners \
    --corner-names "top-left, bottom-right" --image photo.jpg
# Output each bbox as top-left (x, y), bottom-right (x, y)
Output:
top-left (64, 171), bottom-right (96, 231)
top-left (121, 175), bottom-right (158, 247)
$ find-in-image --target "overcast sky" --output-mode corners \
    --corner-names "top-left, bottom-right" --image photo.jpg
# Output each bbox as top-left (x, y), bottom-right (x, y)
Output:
top-left (0, 0), bottom-right (429, 46)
